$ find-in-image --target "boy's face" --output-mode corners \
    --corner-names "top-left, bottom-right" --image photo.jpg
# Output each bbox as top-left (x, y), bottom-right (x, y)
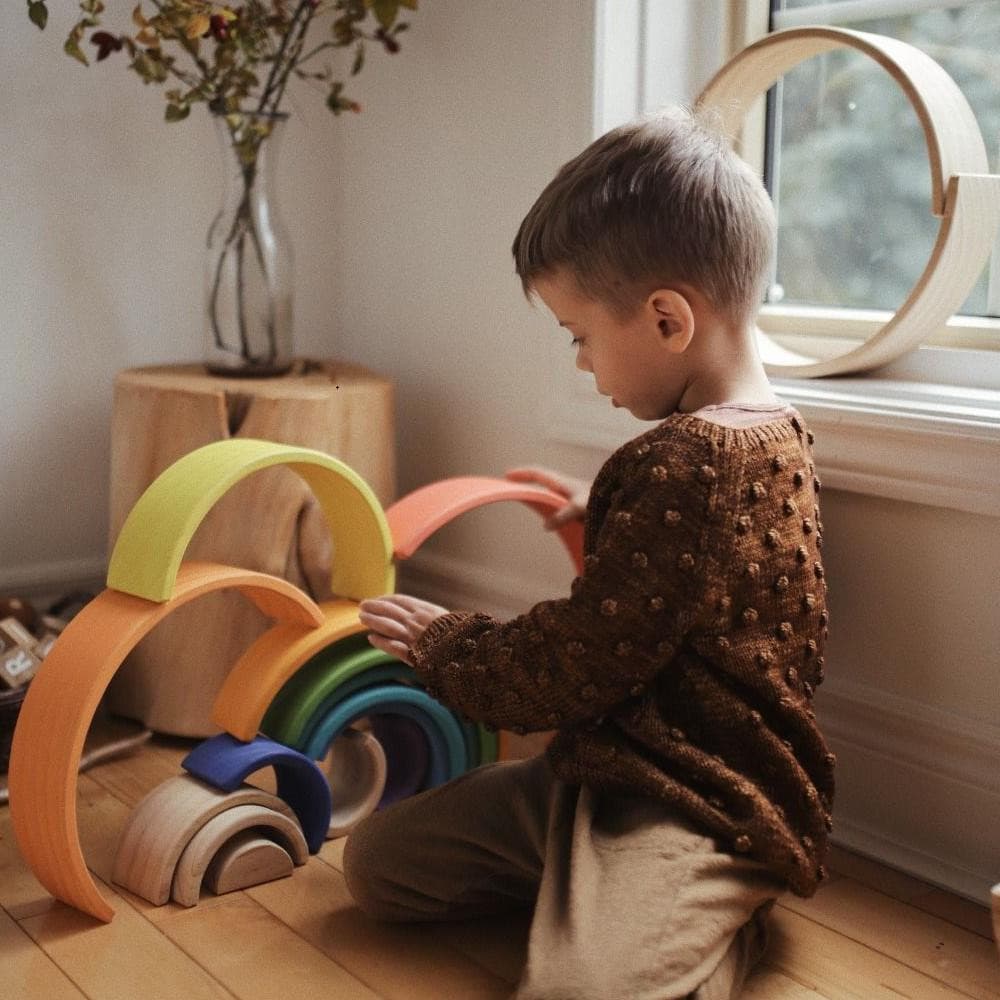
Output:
top-left (532, 271), bottom-right (689, 421)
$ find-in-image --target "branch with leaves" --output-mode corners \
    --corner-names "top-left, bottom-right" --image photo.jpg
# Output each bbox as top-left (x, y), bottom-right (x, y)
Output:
top-left (26, 0), bottom-right (417, 123)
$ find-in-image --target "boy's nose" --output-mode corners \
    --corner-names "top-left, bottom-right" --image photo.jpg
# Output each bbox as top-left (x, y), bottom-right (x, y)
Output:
top-left (575, 353), bottom-right (591, 373)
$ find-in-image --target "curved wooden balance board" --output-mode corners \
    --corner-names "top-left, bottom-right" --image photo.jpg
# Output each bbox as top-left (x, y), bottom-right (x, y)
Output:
top-left (324, 728), bottom-right (388, 839)
top-left (696, 26), bottom-right (1000, 378)
top-left (182, 734), bottom-right (332, 853)
top-left (387, 476), bottom-right (584, 575)
top-left (211, 600), bottom-right (367, 742)
top-left (111, 774), bottom-right (306, 908)
top-left (8, 562), bottom-right (323, 924)
top-left (106, 438), bottom-right (395, 604)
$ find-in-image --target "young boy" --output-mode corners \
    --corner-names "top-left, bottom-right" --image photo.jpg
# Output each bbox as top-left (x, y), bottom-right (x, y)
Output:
top-left (350, 107), bottom-right (834, 1000)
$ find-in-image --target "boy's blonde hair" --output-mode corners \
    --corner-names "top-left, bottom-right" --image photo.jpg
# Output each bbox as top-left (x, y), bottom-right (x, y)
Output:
top-left (512, 107), bottom-right (776, 325)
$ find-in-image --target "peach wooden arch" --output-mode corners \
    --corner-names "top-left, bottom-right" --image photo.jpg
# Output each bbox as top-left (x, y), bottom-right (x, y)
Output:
top-left (695, 26), bottom-right (1000, 377)
top-left (8, 562), bottom-right (324, 923)
top-left (106, 438), bottom-right (395, 603)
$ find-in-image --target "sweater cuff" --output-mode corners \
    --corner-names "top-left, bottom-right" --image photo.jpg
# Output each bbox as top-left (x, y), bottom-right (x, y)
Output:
top-left (412, 611), bottom-right (473, 668)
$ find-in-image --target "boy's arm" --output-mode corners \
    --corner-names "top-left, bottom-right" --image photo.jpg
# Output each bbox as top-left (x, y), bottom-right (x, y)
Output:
top-left (409, 460), bottom-right (720, 732)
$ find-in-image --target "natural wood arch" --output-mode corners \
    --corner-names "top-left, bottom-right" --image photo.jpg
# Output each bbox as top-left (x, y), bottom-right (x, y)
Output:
top-left (8, 563), bottom-right (323, 923)
top-left (171, 803), bottom-right (309, 907)
top-left (106, 438), bottom-right (395, 603)
top-left (111, 775), bottom-right (301, 907)
top-left (695, 26), bottom-right (1000, 377)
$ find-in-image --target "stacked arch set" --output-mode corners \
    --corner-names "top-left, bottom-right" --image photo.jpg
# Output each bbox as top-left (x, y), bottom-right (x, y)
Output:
top-left (8, 439), bottom-right (581, 923)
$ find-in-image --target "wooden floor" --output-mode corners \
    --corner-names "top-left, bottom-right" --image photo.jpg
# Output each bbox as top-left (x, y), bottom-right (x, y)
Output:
top-left (2, 735), bottom-right (997, 1000)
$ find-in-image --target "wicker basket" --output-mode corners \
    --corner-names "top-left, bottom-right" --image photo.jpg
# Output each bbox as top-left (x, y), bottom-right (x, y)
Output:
top-left (0, 685), bottom-right (28, 774)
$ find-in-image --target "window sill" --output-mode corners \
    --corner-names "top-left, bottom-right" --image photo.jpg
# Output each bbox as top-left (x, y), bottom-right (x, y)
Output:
top-left (548, 358), bottom-right (1000, 519)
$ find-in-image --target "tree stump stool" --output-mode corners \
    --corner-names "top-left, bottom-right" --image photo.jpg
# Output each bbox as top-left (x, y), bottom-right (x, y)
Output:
top-left (106, 361), bottom-right (395, 737)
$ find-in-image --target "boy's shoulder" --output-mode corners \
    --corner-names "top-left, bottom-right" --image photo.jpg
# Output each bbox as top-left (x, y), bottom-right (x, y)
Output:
top-left (615, 405), bottom-right (804, 464)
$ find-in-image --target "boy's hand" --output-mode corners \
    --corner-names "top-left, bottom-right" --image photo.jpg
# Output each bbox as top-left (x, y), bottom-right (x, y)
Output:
top-left (358, 594), bottom-right (450, 666)
top-left (506, 466), bottom-right (590, 529)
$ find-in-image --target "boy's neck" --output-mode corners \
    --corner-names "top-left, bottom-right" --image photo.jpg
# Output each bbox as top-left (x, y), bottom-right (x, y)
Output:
top-left (675, 318), bottom-right (779, 413)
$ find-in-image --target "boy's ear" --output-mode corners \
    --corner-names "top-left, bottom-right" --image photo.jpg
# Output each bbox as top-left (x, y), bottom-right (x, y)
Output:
top-left (647, 289), bottom-right (695, 354)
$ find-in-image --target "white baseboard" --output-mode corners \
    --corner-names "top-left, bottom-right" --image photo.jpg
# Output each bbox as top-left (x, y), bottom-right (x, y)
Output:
top-left (402, 547), bottom-right (1000, 903)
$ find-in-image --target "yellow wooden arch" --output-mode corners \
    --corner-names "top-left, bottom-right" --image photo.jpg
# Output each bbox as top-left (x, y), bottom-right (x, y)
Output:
top-left (8, 562), bottom-right (324, 923)
top-left (106, 439), bottom-right (395, 603)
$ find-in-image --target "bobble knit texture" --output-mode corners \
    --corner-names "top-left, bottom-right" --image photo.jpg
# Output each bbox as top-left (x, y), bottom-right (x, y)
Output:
top-left (412, 412), bottom-right (834, 897)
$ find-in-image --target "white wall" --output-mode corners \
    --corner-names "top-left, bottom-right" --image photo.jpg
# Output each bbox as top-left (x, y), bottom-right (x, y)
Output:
top-left (3, 2), bottom-right (998, 902)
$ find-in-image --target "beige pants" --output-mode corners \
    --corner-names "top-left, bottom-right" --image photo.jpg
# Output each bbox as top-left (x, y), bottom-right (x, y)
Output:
top-left (343, 756), bottom-right (783, 1000)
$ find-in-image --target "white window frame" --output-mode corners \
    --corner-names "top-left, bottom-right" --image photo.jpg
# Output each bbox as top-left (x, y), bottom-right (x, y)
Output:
top-left (549, 0), bottom-right (1000, 520)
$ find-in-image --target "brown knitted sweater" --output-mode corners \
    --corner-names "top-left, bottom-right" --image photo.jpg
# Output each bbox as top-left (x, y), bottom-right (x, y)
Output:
top-left (411, 410), bottom-right (834, 897)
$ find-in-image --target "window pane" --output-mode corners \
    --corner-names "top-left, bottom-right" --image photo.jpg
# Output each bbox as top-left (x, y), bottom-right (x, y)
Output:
top-left (768, 1), bottom-right (1000, 316)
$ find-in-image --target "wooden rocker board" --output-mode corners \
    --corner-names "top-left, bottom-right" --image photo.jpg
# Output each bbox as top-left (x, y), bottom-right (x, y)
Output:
top-left (171, 802), bottom-right (309, 907)
top-left (107, 438), bottom-right (395, 604)
top-left (695, 26), bottom-right (1000, 377)
top-left (182, 734), bottom-right (331, 853)
top-left (8, 562), bottom-right (323, 924)
top-left (211, 599), bottom-right (365, 743)
top-left (111, 774), bottom-right (300, 907)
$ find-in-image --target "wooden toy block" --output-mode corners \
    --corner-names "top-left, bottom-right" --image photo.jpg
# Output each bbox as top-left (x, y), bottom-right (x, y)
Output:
top-left (386, 476), bottom-right (584, 574)
top-left (696, 26), bottom-right (1000, 378)
top-left (171, 803), bottom-right (308, 907)
top-left (181, 734), bottom-right (332, 853)
top-left (0, 596), bottom-right (38, 633)
top-left (210, 599), bottom-right (365, 743)
top-left (324, 727), bottom-right (387, 839)
top-left (8, 561), bottom-right (323, 924)
top-left (0, 617), bottom-right (40, 688)
top-left (106, 438), bottom-right (395, 604)
top-left (112, 774), bottom-right (299, 907)
top-left (32, 632), bottom-right (58, 660)
top-left (0, 645), bottom-right (40, 690)
top-left (204, 830), bottom-right (295, 896)
top-left (302, 684), bottom-right (467, 789)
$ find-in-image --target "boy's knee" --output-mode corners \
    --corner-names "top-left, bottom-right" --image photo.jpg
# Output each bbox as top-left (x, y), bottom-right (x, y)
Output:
top-left (342, 816), bottom-right (398, 920)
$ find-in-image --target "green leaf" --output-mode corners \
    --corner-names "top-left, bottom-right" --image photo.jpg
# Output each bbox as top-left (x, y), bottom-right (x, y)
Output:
top-left (370, 0), bottom-right (400, 31)
top-left (351, 41), bottom-right (365, 76)
top-left (164, 102), bottom-right (190, 122)
top-left (64, 36), bottom-right (89, 66)
top-left (27, 2), bottom-right (48, 30)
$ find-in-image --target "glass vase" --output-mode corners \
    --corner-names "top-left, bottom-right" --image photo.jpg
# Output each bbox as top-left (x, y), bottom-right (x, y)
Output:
top-left (204, 110), bottom-right (293, 377)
